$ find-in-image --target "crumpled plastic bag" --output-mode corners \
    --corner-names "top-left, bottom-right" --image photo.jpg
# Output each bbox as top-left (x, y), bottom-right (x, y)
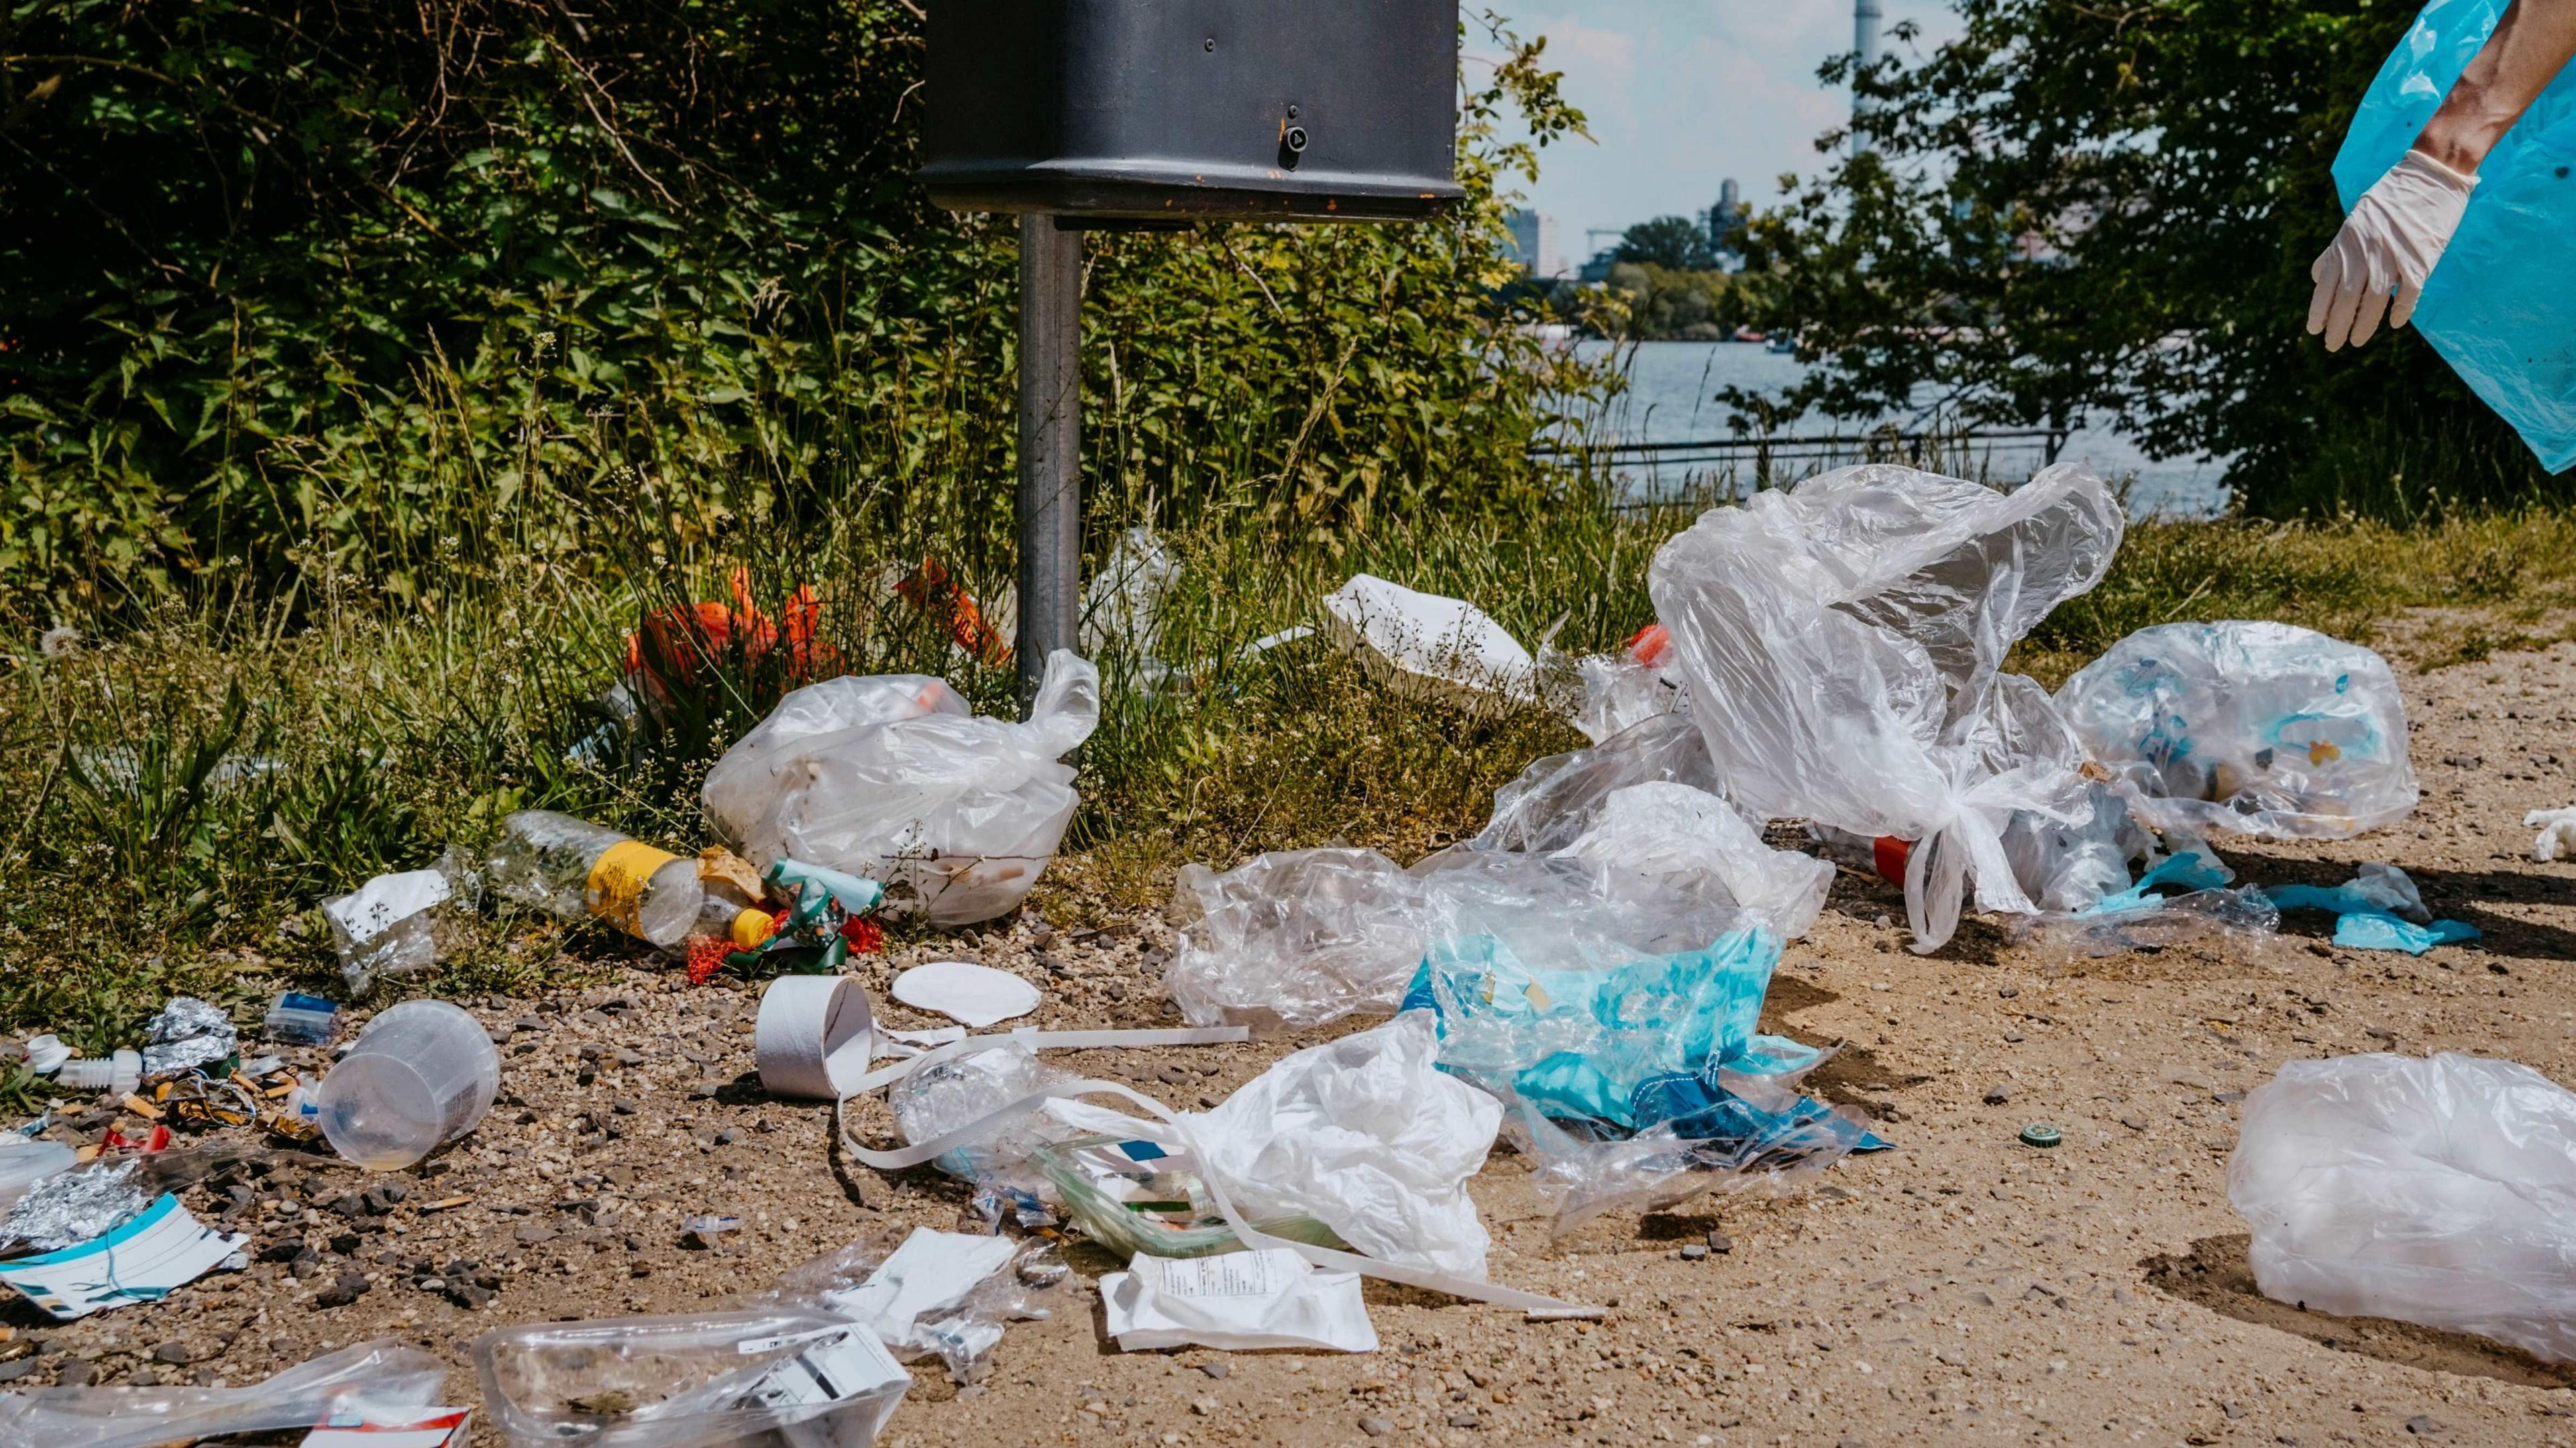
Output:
top-left (1553, 623), bottom-right (1687, 744)
top-left (2334, 0), bottom-right (2576, 471)
top-left (1554, 782), bottom-right (1833, 938)
top-left (321, 847), bottom-right (482, 993)
top-left (474, 1308), bottom-right (910, 1448)
top-left (1470, 711), bottom-right (1718, 855)
top-left (2230, 1052), bottom-right (2576, 1361)
top-left (1648, 463), bottom-right (2124, 952)
top-left (2057, 621), bottom-right (2418, 840)
top-left (2528, 806), bottom-right (2576, 862)
top-left (1082, 527), bottom-right (1181, 671)
top-left (1320, 574), bottom-right (1534, 714)
top-left (702, 651), bottom-right (1097, 925)
top-left (765, 1226), bottom-right (1055, 1384)
top-left (0, 1339), bottom-right (446, 1448)
top-left (1163, 844), bottom-right (1748, 1034)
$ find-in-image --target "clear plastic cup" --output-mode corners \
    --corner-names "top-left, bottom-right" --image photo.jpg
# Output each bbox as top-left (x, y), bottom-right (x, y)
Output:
top-left (317, 999), bottom-right (502, 1170)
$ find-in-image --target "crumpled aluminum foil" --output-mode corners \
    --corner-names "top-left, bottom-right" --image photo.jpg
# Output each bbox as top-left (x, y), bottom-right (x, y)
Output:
top-left (0, 1158), bottom-right (149, 1251)
top-left (140, 996), bottom-right (237, 1078)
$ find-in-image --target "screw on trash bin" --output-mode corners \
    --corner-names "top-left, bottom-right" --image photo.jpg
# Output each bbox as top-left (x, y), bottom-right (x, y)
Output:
top-left (2019, 1123), bottom-right (2061, 1149)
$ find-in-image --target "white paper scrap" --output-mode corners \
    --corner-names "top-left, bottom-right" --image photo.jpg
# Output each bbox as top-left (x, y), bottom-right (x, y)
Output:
top-left (0, 1193), bottom-right (248, 1320)
top-left (1101, 1247), bottom-right (1377, 1353)
top-left (302, 1407), bottom-right (474, 1448)
top-left (821, 1227), bottom-right (1018, 1359)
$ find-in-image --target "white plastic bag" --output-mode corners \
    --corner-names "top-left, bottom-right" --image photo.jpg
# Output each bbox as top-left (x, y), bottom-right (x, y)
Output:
top-left (2230, 1052), bottom-right (2576, 1361)
top-left (0, 1340), bottom-right (446, 1448)
top-left (1048, 1013), bottom-right (1501, 1278)
top-left (1101, 1249), bottom-right (1377, 1353)
top-left (2057, 621), bottom-right (2418, 839)
top-left (1555, 782), bottom-right (1833, 939)
top-left (1082, 527), bottom-right (1181, 663)
top-left (1470, 710), bottom-right (1718, 854)
top-left (1320, 574), bottom-right (1534, 714)
top-left (1648, 463), bottom-right (2124, 951)
top-left (702, 651), bottom-right (1099, 925)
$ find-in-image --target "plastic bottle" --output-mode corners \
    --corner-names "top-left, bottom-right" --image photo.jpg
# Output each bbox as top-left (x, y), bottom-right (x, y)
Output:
top-left (315, 999), bottom-right (502, 1170)
top-left (56, 1048), bottom-right (141, 1096)
top-left (488, 810), bottom-right (762, 950)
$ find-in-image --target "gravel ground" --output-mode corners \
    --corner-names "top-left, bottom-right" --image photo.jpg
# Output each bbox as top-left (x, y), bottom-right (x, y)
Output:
top-left (9, 632), bottom-right (2576, 1447)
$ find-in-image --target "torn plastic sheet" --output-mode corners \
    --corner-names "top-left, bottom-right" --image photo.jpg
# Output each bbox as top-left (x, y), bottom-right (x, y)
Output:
top-left (2016, 845), bottom-right (2281, 959)
top-left (1552, 782), bottom-right (1833, 939)
top-left (1648, 463), bottom-right (2123, 953)
top-left (0, 1339), bottom-right (446, 1448)
top-left (1471, 711), bottom-right (1719, 856)
top-left (1548, 623), bottom-right (1688, 745)
top-left (474, 1308), bottom-right (910, 1448)
top-left (322, 850), bottom-right (480, 993)
top-left (766, 1227), bottom-right (1053, 1384)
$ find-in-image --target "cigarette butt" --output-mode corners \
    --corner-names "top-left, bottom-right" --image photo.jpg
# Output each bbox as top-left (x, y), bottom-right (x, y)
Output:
top-left (121, 1093), bottom-right (165, 1121)
top-left (421, 1196), bottom-right (474, 1213)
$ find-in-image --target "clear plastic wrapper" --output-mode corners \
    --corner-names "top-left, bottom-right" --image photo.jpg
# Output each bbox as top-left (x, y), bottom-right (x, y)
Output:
top-left (139, 996), bottom-right (235, 1079)
top-left (1521, 1077), bottom-right (1880, 1236)
top-left (2231, 1052), bottom-right (2576, 1361)
top-left (1550, 624), bottom-right (1687, 744)
top-left (702, 651), bottom-right (1099, 926)
top-left (323, 848), bottom-right (482, 991)
top-left (474, 1308), bottom-right (909, 1448)
top-left (1082, 527), bottom-right (1181, 681)
top-left (1649, 463), bottom-right (2123, 952)
top-left (2057, 621), bottom-right (2418, 840)
top-left (1554, 781), bottom-right (1834, 938)
top-left (1163, 848), bottom-right (1434, 1034)
top-left (0, 1339), bottom-right (447, 1448)
top-left (2015, 844), bottom-right (2282, 960)
top-left (765, 1227), bottom-right (1055, 1384)
top-left (1318, 574), bottom-right (1535, 714)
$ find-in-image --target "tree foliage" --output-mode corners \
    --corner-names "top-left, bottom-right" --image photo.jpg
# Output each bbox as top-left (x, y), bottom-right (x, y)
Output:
top-left (0, 1), bottom-right (1597, 610)
top-left (1737, 0), bottom-right (2555, 512)
top-left (1615, 214), bottom-right (1717, 272)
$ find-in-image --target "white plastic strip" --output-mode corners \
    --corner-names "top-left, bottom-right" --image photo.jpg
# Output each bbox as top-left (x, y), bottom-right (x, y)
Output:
top-left (837, 1025), bottom-right (1250, 1097)
top-left (836, 1037), bottom-right (1601, 1320)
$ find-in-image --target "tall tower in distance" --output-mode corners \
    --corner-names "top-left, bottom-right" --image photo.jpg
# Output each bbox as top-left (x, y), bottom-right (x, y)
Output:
top-left (1852, 0), bottom-right (1883, 158)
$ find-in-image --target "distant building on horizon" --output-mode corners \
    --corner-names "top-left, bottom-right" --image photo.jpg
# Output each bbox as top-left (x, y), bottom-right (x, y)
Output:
top-left (1504, 209), bottom-right (1566, 280)
top-left (1707, 178), bottom-right (1752, 267)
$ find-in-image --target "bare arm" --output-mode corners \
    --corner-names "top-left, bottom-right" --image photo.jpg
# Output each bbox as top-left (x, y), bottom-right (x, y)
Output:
top-left (2412, 0), bottom-right (2576, 172)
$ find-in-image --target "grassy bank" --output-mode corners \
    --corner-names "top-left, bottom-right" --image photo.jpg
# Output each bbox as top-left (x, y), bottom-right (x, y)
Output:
top-left (6, 490), bottom-right (2575, 1060)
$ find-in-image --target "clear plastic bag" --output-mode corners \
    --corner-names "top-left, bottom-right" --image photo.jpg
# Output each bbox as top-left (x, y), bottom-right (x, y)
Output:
top-left (1648, 463), bottom-right (2124, 952)
top-left (2231, 1053), bottom-right (2576, 1361)
top-left (765, 1227), bottom-right (1054, 1384)
top-left (2335, 0), bottom-right (2576, 470)
top-left (1319, 574), bottom-right (1535, 714)
top-left (1554, 624), bottom-right (1687, 744)
top-left (1471, 710), bottom-right (1719, 855)
top-left (1081, 527), bottom-right (1181, 664)
top-left (323, 848), bottom-right (482, 992)
top-left (1164, 849), bottom-right (1435, 1034)
top-left (2057, 622), bottom-right (2418, 840)
top-left (1553, 782), bottom-right (1834, 938)
top-left (474, 1308), bottom-right (908, 1448)
top-left (702, 651), bottom-right (1099, 926)
top-left (0, 1339), bottom-right (447, 1448)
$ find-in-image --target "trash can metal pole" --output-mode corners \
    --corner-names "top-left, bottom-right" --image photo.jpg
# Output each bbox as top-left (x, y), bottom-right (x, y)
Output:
top-left (1016, 213), bottom-right (1082, 716)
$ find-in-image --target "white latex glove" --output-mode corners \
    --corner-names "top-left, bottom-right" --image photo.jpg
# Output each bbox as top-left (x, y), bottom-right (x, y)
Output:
top-left (2308, 150), bottom-right (2477, 351)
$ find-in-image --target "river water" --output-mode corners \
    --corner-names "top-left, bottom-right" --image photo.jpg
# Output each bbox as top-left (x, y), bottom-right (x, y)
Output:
top-left (1558, 340), bottom-right (2234, 518)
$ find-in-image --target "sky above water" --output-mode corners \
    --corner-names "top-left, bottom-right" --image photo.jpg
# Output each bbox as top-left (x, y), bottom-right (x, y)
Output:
top-left (1478, 0), bottom-right (1964, 256)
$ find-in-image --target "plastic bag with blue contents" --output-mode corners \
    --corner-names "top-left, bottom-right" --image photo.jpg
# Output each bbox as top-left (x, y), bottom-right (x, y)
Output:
top-left (2334, 0), bottom-right (2576, 471)
top-left (2057, 622), bottom-right (2418, 840)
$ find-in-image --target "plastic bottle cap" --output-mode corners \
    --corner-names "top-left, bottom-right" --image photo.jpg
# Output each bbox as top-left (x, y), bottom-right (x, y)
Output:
top-left (2019, 1123), bottom-right (2062, 1149)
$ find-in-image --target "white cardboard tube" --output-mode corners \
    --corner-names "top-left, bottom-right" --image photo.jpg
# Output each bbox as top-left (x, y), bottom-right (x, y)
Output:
top-left (756, 974), bottom-right (875, 1099)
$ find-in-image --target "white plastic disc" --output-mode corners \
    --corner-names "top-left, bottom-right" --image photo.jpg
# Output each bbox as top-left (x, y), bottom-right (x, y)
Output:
top-left (890, 961), bottom-right (1042, 1029)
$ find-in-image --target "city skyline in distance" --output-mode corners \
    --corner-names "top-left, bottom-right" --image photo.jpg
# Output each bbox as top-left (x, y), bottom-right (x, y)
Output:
top-left (1483, 0), bottom-right (1962, 259)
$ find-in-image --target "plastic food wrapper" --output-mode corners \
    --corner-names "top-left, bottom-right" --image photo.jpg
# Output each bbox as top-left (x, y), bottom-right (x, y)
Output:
top-left (2231, 1052), bottom-right (2576, 1360)
top-left (1554, 782), bottom-right (1833, 939)
top-left (1649, 463), bottom-right (2123, 952)
top-left (0, 1339), bottom-right (447, 1448)
top-left (1320, 574), bottom-right (1535, 714)
top-left (139, 996), bottom-right (236, 1080)
top-left (322, 850), bottom-right (480, 992)
top-left (2058, 622), bottom-right (2418, 840)
top-left (809, 1228), bottom-right (1029, 1378)
top-left (474, 1308), bottom-right (910, 1448)
top-left (1102, 1249), bottom-right (1377, 1353)
top-left (1471, 711), bottom-right (1719, 855)
top-left (2335, 0), bottom-right (2576, 471)
top-left (702, 651), bottom-right (1099, 926)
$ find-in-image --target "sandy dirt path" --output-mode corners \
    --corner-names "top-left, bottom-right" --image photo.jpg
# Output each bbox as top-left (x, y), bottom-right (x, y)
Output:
top-left (12, 631), bottom-right (2576, 1448)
